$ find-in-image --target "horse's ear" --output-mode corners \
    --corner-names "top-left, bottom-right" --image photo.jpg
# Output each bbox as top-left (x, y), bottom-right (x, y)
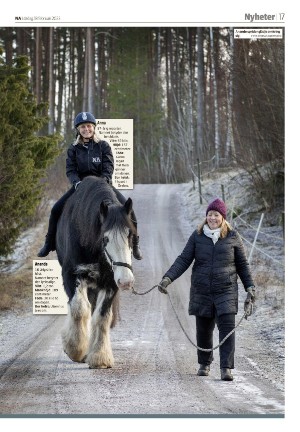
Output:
top-left (124, 198), bottom-right (133, 215)
top-left (100, 201), bottom-right (109, 219)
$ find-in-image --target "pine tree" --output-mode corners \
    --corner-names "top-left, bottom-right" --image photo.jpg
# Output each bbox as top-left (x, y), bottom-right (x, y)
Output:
top-left (0, 53), bottom-right (61, 256)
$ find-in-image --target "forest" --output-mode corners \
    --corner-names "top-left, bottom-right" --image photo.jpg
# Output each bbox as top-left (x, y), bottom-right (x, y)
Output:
top-left (0, 26), bottom-right (284, 255)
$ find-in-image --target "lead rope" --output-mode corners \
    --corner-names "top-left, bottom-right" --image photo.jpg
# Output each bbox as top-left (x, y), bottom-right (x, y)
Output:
top-left (132, 284), bottom-right (248, 352)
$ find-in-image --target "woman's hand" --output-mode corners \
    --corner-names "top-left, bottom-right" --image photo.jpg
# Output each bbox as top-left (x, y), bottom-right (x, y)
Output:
top-left (244, 286), bottom-right (256, 318)
top-left (158, 277), bottom-right (172, 294)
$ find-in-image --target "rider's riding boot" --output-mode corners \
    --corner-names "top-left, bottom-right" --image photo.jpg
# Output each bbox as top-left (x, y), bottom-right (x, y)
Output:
top-left (37, 215), bottom-right (57, 257)
top-left (132, 234), bottom-right (143, 260)
top-left (37, 234), bottom-right (55, 257)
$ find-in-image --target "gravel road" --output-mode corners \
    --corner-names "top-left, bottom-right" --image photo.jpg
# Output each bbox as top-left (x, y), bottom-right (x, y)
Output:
top-left (0, 184), bottom-right (285, 419)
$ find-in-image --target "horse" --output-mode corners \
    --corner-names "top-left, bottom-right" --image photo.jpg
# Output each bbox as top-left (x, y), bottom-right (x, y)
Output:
top-left (56, 176), bottom-right (135, 369)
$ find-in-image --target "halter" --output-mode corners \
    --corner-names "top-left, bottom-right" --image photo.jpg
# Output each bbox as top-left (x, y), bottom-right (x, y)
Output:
top-left (104, 247), bottom-right (133, 272)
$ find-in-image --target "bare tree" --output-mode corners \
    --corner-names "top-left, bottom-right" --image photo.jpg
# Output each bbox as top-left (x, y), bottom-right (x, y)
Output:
top-left (196, 27), bottom-right (205, 162)
top-left (225, 28), bottom-right (236, 162)
top-left (209, 27), bottom-right (220, 167)
top-left (0, 26), bottom-right (283, 193)
top-left (48, 28), bottom-right (55, 134)
top-left (35, 28), bottom-right (42, 104)
top-left (83, 28), bottom-right (95, 112)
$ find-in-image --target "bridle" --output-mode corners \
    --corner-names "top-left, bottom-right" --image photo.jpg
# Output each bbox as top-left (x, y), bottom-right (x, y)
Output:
top-left (104, 247), bottom-right (133, 271)
top-left (104, 248), bottom-right (133, 271)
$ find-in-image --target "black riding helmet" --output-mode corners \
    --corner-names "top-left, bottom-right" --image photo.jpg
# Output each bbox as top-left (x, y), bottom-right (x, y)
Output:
top-left (74, 112), bottom-right (96, 128)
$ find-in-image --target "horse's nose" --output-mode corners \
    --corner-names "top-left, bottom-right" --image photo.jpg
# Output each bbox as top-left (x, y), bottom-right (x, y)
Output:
top-left (117, 279), bottom-right (134, 290)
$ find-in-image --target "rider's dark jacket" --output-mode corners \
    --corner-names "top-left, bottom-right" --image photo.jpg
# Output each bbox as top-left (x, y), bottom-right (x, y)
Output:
top-left (66, 139), bottom-right (114, 186)
top-left (163, 228), bottom-right (254, 317)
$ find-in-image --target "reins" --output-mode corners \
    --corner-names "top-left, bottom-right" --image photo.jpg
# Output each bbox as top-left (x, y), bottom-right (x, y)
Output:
top-left (132, 284), bottom-right (248, 352)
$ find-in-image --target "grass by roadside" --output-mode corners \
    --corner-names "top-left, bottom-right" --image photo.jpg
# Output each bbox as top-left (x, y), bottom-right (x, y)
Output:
top-left (0, 165), bottom-right (68, 312)
top-left (0, 270), bottom-right (32, 310)
top-left (0, 218), bottom-right (56, 312)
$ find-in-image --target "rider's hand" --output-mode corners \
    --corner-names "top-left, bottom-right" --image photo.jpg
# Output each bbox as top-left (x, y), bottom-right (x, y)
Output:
top-left (158, 277), bottom-right (172, 294)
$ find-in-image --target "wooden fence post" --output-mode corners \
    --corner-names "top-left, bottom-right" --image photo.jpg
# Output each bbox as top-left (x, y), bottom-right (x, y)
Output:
top-left (197, 158), bottom-right (203, 205)
top-left (248, 213), bottom-right (264, 264)
top-left (221, 184), bottom-right (225, 203)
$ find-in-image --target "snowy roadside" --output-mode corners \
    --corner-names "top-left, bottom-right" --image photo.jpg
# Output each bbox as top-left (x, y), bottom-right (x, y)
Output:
top-left (0, 224), bottom-right (44, 274)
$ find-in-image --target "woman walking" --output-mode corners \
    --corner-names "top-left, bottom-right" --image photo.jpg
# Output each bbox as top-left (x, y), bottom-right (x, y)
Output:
top-left (158, 198), bottom-right (255, 381)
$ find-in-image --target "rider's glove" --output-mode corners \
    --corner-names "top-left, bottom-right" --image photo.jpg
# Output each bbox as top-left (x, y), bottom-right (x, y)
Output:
top-left (244, 286), bottom-right (256, 319)
top-left (101, 175), bottom-right (111, 184)
top-left (158, 277), bottom-right (172, 294)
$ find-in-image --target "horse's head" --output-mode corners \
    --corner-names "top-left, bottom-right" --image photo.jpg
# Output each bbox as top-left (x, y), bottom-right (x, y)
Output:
top-left (100, 198), bottom-right (135, 290)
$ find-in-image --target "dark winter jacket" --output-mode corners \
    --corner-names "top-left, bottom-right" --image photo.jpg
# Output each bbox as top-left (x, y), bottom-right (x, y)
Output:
top-left (163, 229), bottom-right (254, 317)
top-left (66, 140), bottom-right (114, 186)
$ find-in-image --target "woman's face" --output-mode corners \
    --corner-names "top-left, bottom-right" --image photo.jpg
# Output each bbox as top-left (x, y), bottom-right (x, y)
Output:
top-left (78, 123), bottom-right (95, 141)
top-left (206, 210), bottom-right (223, 230)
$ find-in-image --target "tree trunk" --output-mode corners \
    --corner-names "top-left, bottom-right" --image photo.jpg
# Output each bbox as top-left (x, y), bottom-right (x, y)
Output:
top-left (83, 28), bottom-right (95, 113)
top-left (209, 27), bottom-right (220, 167)
top-left (35, 28), bottom-right (42, 104)
top-left (196, 27), bottom-right (205, 162)
top-left (48, 28), bottom-right (55, 134)
top-left (225, 28), bottom-right (236, 162)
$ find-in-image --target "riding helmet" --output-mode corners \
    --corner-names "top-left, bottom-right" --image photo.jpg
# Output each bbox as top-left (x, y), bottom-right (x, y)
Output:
top-left (74, 112), bottom-right (96, 128)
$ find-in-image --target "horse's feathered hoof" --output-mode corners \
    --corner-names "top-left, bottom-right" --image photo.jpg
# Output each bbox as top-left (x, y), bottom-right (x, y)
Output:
top-left (87, 352), bottom-right (114, 369)
top-left (64, 349), bottom-right (87, 363)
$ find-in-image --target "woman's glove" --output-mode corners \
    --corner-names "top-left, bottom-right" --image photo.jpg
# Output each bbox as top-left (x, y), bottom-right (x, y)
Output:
top-left (158, 277), bottom-right (172, 294)
top-left (244, 286), bottom-right (256, 319)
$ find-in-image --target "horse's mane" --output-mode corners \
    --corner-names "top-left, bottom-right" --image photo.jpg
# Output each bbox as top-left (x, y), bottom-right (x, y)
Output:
top-left (68, 176), bottom-right (135, 252)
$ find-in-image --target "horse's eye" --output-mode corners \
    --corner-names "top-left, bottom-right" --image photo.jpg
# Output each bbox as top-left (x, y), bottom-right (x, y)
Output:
top-left (103, 237), bottom-right (109, 247)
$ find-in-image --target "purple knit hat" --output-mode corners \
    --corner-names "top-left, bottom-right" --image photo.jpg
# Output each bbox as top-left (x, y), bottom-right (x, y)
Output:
top-left (206, 198), bottom-right (227, 219)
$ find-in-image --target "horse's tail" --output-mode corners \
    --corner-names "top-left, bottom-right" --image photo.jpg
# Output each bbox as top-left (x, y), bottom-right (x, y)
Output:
top-left (111, 290), bottom-right (120, 328)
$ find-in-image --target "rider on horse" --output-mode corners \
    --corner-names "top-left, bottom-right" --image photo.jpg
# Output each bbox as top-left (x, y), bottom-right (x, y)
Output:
top-left (37, 111), bottom-right (143, 260)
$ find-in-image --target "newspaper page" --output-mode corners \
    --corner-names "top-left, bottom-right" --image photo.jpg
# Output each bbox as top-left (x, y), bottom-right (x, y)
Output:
top-left (0, 1), bottom-right (295, 430)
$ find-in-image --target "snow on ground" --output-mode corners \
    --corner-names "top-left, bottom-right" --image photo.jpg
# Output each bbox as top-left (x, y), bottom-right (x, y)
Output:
top-left (0, 225), bottom-right (43, 273)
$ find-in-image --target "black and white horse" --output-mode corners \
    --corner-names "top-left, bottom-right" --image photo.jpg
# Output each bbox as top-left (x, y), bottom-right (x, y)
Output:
top-left (56, 176), bottom-right (135, 369)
